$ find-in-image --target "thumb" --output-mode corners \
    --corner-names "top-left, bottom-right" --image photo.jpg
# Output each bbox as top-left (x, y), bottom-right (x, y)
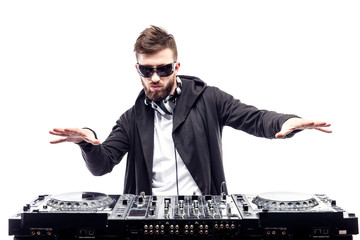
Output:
top-left (275, 131), bottom-right (285, 139)
top-left (84, 136), bottom-right (101, 145)
top-left (275, 129), bottom-right (292, 139)
top-left (90, 139), bottom-right (101, 145)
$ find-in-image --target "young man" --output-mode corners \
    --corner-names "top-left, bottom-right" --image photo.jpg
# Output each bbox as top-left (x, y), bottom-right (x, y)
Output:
top-left (50, 26), bottom-right (331, 195)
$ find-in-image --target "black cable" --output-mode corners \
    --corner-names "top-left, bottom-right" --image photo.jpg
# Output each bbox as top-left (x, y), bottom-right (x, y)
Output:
top-left (220, 181), bottom-right (228, 195)
top-left (174, 147), bottom-right (179, 196)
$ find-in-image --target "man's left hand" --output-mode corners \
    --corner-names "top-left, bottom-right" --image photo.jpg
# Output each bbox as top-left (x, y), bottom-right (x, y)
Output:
top-left (275, 118), bottom-right (332, 139)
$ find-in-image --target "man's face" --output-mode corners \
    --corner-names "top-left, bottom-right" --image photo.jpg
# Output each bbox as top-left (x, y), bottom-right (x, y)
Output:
top-left (136, 48), bottom-right (180, 101)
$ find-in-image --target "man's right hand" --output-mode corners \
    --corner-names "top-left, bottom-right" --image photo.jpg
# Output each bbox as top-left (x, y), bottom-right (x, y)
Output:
top-left (49, 128), bottom-right (101, 145)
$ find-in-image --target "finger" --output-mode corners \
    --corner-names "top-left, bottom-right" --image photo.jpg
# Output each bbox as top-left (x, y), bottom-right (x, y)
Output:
top-left (50, 128), bottom-right (76, 136)
top-left (49, 130), bottom-right (70, 137)
top-left (64, 128), bottom-right (84, 136)
top-left (50, 137), bottom-right (68, 144)
top-left (314, 127), bottom-right (333, 133)
top-left (303, 122), bottom-right (331, 131)
top-left (294, 122), bottom-right (330, 130)
top-left (52, 128), bottom-right (67, 133)
top-left (296, 121), bottom-right (315, 129)
top-left (313, 122), bottom-right (331, 128)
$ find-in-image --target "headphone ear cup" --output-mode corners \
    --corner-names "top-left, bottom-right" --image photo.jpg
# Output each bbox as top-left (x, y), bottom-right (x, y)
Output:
top-left (176, 76), bottom-right (182, 87)
top-left (161, 95), bottom-right (176, 115)
top-left (172, 77), bottom-right (182, 98)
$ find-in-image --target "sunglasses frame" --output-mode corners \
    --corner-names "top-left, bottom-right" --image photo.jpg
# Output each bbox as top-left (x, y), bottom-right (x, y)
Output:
top-left (137, 62), bottom-right (176, 78)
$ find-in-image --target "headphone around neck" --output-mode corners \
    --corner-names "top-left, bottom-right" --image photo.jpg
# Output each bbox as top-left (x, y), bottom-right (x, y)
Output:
top-left (144, 76), bottom-right (182, 115)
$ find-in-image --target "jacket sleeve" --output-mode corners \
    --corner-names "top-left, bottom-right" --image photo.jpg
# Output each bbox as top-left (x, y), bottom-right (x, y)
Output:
top-left (212, 87), bottom-right (299, 138)
top-left (77, 109), bottom-right (132, 176)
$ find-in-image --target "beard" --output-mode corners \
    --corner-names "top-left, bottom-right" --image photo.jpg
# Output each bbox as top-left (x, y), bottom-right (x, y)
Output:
top-left (142, 76), bottom-right (175, 102)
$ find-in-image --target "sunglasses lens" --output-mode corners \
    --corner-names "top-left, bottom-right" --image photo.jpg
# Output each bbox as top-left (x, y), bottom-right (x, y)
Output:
top-left (138, 65), bottom-right (154, 78)
top-left (157, 63), bottom-right (174, 77)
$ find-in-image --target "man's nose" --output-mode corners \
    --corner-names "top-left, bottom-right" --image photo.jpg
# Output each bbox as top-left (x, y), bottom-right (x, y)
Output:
top-left (151, 72), bottom-right (160, 83)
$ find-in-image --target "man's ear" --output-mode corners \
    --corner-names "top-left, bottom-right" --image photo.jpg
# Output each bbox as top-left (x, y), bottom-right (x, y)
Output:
top-left (174, 62), bottom-right (181, 74)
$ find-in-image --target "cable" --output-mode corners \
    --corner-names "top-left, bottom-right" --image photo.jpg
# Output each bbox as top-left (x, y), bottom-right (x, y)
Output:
top-left (220, 181), bottom-right (228, 195)
top-left (174, 147), bottom-right (179, 196)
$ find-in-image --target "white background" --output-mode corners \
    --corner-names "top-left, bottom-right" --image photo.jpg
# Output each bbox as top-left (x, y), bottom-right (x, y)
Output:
top-left (1, 0), bottom-right (359, 239)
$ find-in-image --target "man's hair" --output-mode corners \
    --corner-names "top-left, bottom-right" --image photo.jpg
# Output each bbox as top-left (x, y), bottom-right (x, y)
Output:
top-left (134, 25), bottom-right (178, 61)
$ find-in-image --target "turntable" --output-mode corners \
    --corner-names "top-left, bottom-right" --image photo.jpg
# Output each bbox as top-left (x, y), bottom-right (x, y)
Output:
top-left (46, 192), bottom-right (115, 211)
top-left (9, 192), bottom-right (358, 239)
top-left (234, 192), bottom-right (358, 239)
top-left (252, 192), bottom-right (320, 211)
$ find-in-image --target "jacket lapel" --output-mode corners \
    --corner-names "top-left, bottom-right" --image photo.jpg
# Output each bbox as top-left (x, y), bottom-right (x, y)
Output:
top-left (135, 94), bottom-right (155, 186)
top-left (173, 76), bottom-right (206, 132)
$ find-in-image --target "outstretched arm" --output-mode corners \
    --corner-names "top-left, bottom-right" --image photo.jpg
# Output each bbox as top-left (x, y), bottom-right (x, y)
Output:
top-left (275, 118), bottom-right (332, 139)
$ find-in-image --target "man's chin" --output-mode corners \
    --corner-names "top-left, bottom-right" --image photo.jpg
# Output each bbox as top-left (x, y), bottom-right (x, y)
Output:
top-left (147, 93), bottom-right (166, 102)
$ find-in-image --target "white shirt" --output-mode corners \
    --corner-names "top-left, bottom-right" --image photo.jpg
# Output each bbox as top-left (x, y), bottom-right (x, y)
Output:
top-left (152, 111), bottom-right (202, 196)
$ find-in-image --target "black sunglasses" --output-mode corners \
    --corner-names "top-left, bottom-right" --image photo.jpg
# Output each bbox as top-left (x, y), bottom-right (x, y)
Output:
top-left (137, 62), bottom-right (176, 78)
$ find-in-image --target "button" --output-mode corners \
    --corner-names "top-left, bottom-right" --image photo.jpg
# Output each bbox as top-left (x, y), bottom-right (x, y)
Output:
top-left (149, 209), bottom-right (155, 215)
top-left (37, 195), bottom-right (46, 201)
top-left (23, 204), bottom-right (30, 211)
top-left (243, 204), bottom-right (249, 211)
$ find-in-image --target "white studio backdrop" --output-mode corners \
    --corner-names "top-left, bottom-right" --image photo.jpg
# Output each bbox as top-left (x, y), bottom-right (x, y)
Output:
top-left (1, 0), bottom-right (359, 239)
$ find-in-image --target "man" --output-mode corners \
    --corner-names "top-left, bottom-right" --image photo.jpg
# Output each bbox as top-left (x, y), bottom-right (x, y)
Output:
top-left (49, 26), bottom-right (331, 195)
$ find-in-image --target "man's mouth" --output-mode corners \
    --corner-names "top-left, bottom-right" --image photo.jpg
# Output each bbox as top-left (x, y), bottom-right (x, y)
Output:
top-left (150, 85), bottom-right (162, 91)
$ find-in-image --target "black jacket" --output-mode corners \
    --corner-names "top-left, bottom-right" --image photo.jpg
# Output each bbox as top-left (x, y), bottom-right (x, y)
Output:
top-left (79, 75), bottom-right (297, 195)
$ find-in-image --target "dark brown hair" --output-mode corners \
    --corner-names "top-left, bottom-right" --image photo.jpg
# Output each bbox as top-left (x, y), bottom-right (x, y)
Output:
top-left (134, 25), bottom-right (178, 61)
